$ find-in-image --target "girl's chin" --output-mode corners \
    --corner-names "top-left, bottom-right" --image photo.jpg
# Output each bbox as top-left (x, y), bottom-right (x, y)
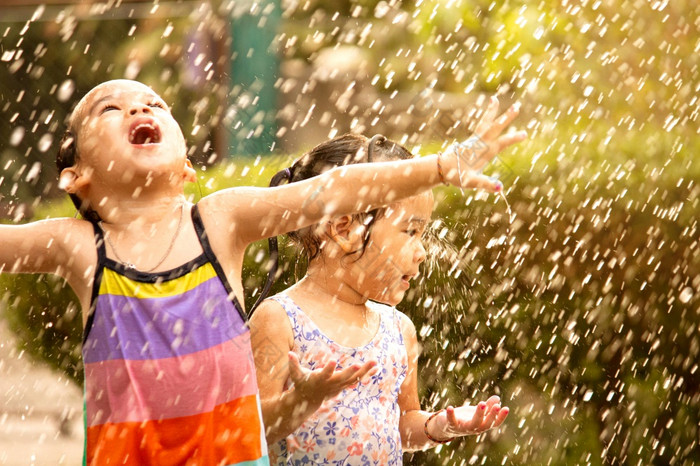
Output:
top-left (371, 290), bottom-right (406, 307)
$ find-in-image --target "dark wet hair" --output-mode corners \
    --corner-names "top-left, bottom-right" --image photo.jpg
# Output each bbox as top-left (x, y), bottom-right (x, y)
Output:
top-left (56, 130), bottom-right (102, 224)
top-left (251, 133), bottom-right (413, 311)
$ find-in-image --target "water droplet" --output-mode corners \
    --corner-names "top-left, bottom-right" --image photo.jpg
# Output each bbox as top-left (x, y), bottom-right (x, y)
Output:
top-left (163, 22), bottom-right (174, 38)
top-left (173, 319), bottom-right (184, 336)
top-left (25, 162), bottom-right (41, 183)
top-left (37, 133), bottom-right (53, 153)
top-left (678, 287), bottom-right (693, 304)
top-left (1, 50), bottom-right (16, 62)
top-left (374, 1), bottom-right (390, 19)
top-left (9, 126), bottom-right (25, 146)
top-left (125, 60), bottom-right (141, 79)
top-left (57, 79), bottom-right (75, 102)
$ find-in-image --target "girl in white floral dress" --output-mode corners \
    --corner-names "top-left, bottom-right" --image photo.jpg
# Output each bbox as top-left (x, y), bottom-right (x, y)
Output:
top-left (250, 98), bottom-right (523, 465)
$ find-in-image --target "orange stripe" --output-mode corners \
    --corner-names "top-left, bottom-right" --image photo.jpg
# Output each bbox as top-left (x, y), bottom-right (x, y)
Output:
top-left (86, 394), bottom-right (264, 466)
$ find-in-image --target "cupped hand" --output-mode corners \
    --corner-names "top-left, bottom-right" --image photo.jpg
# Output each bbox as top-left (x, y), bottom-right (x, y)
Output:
top-left (288, 351), bottom-right (378, 405)
top-left (440, 96), bottom-right (527, 192)
top-left (431, 395), bottom-right (509, 439)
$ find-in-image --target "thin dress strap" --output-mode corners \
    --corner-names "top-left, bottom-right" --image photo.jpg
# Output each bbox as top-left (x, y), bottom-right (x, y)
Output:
top-left (391, 307), bottom-right (405, 347)
top-left (269, 294), bottom-right (302, 342)
top-left (190, 204), bottom-right (248, 322)
top-left (83, 221), bottom-right (107, 344)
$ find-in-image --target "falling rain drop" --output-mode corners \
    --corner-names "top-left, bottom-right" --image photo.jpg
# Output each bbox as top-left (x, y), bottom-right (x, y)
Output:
top-left (9, 126), bottom-right (25, 146)
top-left (25, 162), bottom-right (41, 183)
top-left (37, 134), bottom-right (53, 153)
top-left (56, 79), bottom-right (75, 102)
top-left (125, 60), bottom-right (141, 80)
top-left (163, 22), bottom-right (174, 38)
top-left (678, 287), bottom-right (693, 304)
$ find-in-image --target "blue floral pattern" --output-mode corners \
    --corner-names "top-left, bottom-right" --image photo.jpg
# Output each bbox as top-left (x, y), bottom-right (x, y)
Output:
top-left (269, 294), bottom-right (408, 465)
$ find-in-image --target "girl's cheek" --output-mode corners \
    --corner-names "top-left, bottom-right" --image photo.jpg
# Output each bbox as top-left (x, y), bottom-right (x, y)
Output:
top-left (81, 124), bottom-right (101, 144)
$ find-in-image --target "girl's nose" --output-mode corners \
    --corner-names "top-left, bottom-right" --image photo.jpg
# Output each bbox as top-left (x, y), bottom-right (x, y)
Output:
top-left (129, 105), bottom-right (152, 116)
top-left (414, 241), bottom-right (427, 264)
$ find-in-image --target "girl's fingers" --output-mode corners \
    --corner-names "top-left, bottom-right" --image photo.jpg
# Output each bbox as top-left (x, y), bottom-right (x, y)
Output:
top-left (484, 395), bottom-right (501, 410)
top-left (470, 402), bottom-right (486, 427)
top-left (476, 96), bottom-right (501, 133)
top-left (494, 406), bottom-right (509, 427)
top-left (344, 362), bottom-right (377, 386)
top-left (333, 363), bottom-right (361, 381)
top-left (481, 404), bottom-right (500, 428)
top-left (287, 352), bottom-right (306, 382)
top-left (319, 360), bottom-right (337, 378)
top-left (463, 173), bottom-right (503, 193)
top-left (497, 130), bottom-right (528, 149)
top-left (445, 405), bottom-right (458, 427)
top-left (353, 361), bottom-right (378, 380)
top-left (490, 102), bottom-right (521, 135)
top-left (290, 352), bottom-right (335, 385)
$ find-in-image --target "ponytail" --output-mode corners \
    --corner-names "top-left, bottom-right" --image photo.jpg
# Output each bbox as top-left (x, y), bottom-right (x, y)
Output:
top-left (249, 166), bottom-right (294, 313)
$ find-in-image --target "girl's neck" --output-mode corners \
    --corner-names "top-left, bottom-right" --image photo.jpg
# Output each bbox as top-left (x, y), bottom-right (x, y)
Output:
top-left (290, 260), bottom-right (380, 348)
top-left (302, 260), bottom-right (367, 307)
top-left (96, 192), bottom-right (187, 227)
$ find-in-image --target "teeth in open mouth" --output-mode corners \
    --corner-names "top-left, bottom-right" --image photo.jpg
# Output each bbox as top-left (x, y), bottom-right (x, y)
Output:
top-left (130, 124), bottom-right (160, 144)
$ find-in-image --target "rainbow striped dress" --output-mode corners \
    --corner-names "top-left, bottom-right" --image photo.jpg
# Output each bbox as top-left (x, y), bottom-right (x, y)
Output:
top-left (82, 206), bottom-right (268, 465)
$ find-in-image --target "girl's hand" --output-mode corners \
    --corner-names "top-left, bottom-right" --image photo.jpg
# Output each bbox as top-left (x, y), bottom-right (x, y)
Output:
top-left (288, 351), bottom-right (378, 405)
top-left (427, 395), bottom-right (509, 440)
top-left (439, 96), bottom-right (527, 192)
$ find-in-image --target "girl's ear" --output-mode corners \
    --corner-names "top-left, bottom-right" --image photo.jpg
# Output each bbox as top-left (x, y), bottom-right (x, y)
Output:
top-left (183, 159), bottom-right (196, 183)
top-left (327, 215), bottom-right (366, 253)
top-left (59, 167), bottom-right (91, 193)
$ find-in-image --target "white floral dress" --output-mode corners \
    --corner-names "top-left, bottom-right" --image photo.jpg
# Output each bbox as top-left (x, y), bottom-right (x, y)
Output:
top-left (269, 293), bottom-right (409, 465)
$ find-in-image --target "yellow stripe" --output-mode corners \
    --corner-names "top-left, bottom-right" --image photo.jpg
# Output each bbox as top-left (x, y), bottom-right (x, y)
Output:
top-left (99, 263), bottom-right (218, 299)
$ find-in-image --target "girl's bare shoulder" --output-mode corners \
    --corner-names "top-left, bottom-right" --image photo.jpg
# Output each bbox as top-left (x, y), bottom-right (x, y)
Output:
top-left (250, 297), bottom-right (291, 333)
top-left (34, 216), bottom-right (95, 244)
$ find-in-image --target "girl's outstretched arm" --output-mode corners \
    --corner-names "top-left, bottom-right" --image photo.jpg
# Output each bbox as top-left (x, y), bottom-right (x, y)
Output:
top-left (201, 97), bottom-right (526, 246)
top-left (0, 219), bottom-right (97, 313)
top-left (249, 299), bottom-right (376, 445)
top-left (0, 218), bottom-right (85, 275)
top-left (397, 312), bottom-right (508, 451)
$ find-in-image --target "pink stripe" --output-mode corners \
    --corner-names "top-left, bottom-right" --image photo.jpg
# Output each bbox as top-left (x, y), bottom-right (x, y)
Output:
top-left (85, 333), bottom-right (258, 427)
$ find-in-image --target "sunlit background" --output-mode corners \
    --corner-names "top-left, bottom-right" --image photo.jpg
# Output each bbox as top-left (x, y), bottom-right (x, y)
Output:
top-left (0, 0), bottom-right (698, 464)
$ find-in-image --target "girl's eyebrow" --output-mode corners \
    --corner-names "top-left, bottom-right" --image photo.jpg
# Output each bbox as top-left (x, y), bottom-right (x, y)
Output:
top-left (89, 93), bottom-right (164, 114)
top-left (402, 217), bottom-right (428, 225)
top-left (89, 95), bottom-right (117, 113)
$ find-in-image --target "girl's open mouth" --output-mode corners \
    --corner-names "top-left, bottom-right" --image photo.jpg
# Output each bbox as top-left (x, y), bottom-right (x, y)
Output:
top-left (129, 121), bottom-right (162, 145)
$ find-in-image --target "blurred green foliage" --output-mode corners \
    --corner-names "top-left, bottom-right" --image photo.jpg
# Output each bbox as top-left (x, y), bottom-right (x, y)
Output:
top-left (404, 127), bottom-right (698, 465)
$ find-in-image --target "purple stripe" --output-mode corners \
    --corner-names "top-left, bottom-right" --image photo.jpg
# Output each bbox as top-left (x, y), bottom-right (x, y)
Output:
top-left (84, 277), bottom-right (247, 363)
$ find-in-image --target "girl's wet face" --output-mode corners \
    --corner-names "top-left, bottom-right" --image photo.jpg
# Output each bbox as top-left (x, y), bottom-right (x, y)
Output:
top-left (346, 191), bottom-right (434, 306)
top-left (71, 80), bottom-right (188, 189)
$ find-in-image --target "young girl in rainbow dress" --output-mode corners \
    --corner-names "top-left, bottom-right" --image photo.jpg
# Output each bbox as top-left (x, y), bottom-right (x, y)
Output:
top-left (0, 80), bottom-right (521, 465)
top-left (251, 98), bottom-right (524, 465)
